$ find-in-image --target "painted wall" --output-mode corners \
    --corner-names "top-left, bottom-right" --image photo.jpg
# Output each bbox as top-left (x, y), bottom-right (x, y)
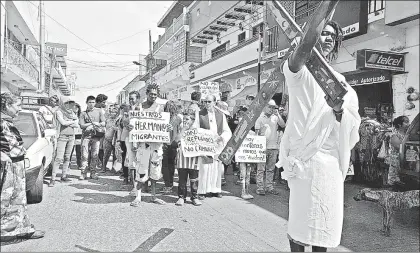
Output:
top-left (10, 1), bottom-right (39, 42)
top-left (188, 1), bottom-right (239, 38)
top-left (385, 1), bottom-right (419, 25)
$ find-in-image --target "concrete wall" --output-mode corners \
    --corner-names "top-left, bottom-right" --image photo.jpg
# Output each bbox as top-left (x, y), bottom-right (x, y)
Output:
top-left (188, 1), bottom-right (239, 38)
top-left (11, 1), bottom-right (39, 42)
top-left (385, 1), bottom-right (419, 25)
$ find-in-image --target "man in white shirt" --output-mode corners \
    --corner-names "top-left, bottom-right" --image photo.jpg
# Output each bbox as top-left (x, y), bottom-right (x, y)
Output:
top-left (255, 99), bottom-right (286, 195)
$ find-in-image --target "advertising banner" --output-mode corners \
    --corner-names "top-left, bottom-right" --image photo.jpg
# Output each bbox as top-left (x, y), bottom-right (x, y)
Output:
top-left (45, 42), bottom-right (68, 56)
top-left (128, 111), bottom-right (170, 143)
top-left (235, 135), bottom-right (266, 163)
top-left (356, 49), bottom-right (406, 72)
top-left (181, 128), bottom-right (222, 157)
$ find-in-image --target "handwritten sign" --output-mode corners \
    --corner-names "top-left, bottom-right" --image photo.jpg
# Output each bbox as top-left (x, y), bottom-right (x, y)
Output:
top-left (181, 128), bottom-right (222, 157)
top-left (235, 135), bottom-right (266, 163)
top-left (129, 111), bottom-right (170, 143)
top-left (199, 81), bottom-right (220, 100)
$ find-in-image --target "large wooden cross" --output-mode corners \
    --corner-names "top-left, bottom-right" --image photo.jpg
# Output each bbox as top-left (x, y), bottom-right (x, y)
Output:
top-left (219, 0), bottom-right (348, 165)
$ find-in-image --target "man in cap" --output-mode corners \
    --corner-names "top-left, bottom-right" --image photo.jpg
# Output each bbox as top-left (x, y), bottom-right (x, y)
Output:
top-left (254, 99), bottom-right (286, 195)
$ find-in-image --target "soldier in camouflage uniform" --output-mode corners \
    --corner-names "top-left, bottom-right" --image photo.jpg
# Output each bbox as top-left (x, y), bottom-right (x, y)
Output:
top-left (1, 92), bottom-right (45, 243)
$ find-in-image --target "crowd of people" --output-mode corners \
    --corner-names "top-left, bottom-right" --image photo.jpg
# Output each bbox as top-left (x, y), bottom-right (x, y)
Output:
top-left (1, 5), bottom-right (412, 251)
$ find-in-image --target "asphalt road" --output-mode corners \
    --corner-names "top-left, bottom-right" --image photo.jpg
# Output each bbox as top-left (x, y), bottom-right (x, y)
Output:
top-left (1, 162), bottom-right (419, 252)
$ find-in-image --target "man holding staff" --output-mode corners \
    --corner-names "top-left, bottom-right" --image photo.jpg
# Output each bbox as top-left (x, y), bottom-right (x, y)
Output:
top-left (276, 0), bottom-right (361, 251)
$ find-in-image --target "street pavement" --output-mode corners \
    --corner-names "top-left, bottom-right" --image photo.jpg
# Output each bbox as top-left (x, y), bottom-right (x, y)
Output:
top-left (1, 161), bottom-right (419, 252)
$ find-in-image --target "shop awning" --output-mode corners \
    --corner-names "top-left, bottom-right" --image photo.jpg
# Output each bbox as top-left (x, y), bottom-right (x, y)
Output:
top-left (343, 69), bottom-right (392, 86)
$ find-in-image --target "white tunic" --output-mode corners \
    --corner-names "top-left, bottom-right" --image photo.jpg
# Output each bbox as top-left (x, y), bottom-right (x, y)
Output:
top-left (279, 59), bottom-right (361, 248)
top-left (197, 110), bottom-right (232, 194)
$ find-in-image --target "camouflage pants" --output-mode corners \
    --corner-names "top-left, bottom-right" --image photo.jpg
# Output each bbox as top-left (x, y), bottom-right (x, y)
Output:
top-left (1, 161), bottom-right (35, 239)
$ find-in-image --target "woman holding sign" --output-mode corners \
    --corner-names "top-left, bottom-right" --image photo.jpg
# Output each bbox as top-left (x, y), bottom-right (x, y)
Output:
top-left (277, 1), bottom-right (361, 251)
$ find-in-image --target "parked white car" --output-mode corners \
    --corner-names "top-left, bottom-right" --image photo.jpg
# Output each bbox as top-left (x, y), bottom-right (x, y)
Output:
top-left (14, 110), bottom-right (56, 204)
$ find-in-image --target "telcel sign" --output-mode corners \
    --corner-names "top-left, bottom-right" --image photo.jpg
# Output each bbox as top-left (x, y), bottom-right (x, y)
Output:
top-left (45, 42), bottom-right (67, 56)
top-left (357, 49), bottom-right (406, 72)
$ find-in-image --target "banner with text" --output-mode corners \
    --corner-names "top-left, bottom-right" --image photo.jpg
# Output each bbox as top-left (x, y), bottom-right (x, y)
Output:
top-left (235, 135), bottom-right (266, 163)
top-left (129, 111), bottom-right (170, 143)
top-left (199, 81), bottom-right (220, 101)
top-left (181, 128), bottom-right (222, 157)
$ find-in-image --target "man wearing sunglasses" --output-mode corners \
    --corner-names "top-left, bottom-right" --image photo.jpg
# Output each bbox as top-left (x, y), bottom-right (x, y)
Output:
top-left (197, 94), bottom-right (232, 199)
top-left (278, 1), bottom-right (361, 251)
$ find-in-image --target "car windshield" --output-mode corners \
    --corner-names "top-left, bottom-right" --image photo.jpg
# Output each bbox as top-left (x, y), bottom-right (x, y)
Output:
top-left (14, 113), bottom-right (37, 136)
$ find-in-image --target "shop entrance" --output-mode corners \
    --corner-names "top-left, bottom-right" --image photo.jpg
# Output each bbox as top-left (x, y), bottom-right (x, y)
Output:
top-left (352, 82), bottom-right (393, 124)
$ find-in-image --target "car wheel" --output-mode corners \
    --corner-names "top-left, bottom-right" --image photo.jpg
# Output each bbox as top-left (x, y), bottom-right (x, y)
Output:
top-left (27, 163), bottom-right (44, 204)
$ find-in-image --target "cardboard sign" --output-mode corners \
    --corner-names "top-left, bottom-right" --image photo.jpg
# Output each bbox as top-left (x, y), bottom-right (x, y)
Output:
top-left (235, 135), bottom-right (266, 163)
top-left (129, 111), bottom-right (170, 143)
top-left (219, 0), bottom-right (342, 165)
top-left (181, 128), bottom-right (222, 157)
top-left (199, 81), bottom-right (220, 100)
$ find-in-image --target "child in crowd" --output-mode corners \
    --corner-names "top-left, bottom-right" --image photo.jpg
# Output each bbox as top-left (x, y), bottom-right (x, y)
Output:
top-left (236, 107), bottom-right (255, 200)
top-left (175, 110), bottom-right (202, 206)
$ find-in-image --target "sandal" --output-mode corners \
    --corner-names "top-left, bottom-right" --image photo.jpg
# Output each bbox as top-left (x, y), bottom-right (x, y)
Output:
top-left (153, 198), bottom-right (166, 205)
top-left (130, 200), bottom-right (141, 207)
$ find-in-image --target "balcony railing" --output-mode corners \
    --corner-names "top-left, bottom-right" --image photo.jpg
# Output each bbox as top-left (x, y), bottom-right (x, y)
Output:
top-left (5, 40), bottom-right (39, 83)
top-left (368, 0), bottom-right (385, 14)
top-left (153, 15), bottom-right (185, 52)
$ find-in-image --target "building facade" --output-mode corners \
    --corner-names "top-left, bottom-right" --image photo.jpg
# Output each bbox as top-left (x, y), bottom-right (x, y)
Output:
top-left (1, 1), bottom-right (75, 110)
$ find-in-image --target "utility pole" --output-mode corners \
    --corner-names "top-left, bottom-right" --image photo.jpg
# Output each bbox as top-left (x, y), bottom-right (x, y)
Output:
top-left (48, 48), bottom-right (55, 96)
top-left (257, 25), bottom-right (263, 92)
top-left (39, 0), bottom-right (45, 92)
top-left (148, 29), bottom-right (153, 86)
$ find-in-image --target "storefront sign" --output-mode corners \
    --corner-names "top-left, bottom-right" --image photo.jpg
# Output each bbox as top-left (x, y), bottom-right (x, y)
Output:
top-left (129, 111), bottom-right (170, 143)
top-left (344, 70), bottom-right (391, 86)
top-left (45, 42), bottom-right (67, 56)
top-left (199, 81), bottom-right (220, 100)
top-left (356, 49), bottom-right (406, 72)
top-left (235, 135), bottom-right (266, 163)
top-left (264, 1), bottom-right (368, 58)
top-left (181, 128), bottom-right (222, 157)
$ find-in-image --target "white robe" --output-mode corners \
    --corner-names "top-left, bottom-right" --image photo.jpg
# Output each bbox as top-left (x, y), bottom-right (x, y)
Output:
top-left (277, 59), bottom-right (361, 248)
top-left (197, 110), bottom-right (232, 194)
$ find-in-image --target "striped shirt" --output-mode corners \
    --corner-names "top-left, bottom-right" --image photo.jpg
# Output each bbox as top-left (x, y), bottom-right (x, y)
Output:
top-left (176, 144), bottom-right (199, 170)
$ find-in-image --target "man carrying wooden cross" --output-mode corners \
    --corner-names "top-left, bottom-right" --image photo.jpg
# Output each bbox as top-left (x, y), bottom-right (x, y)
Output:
top-left (276, 0), bottom-right (361, 251)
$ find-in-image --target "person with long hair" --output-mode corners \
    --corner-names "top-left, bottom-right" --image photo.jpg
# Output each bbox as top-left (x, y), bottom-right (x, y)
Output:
top-left (1, 92), bottom-right (45, 243)
top-left (387, 115), bottom-right (410, 186)
top-left (70, 103), bottom-right (82, 170)
top-left (277, 1), bottom-right (361, 251)
top-left (49, 96), bottom-right (79, 187)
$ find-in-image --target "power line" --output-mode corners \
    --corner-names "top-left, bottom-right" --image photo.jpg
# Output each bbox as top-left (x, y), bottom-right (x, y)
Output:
top-left (27, 1), bottom-right (119, 62)
top-left (67, 47), bottom-right (142, 56)
top-left (95, 28), bottom-right (150, 48)
top-left (77, 71), bottom-right (137, 89)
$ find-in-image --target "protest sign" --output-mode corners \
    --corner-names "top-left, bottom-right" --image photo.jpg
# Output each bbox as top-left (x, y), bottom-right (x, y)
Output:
top-left (181, 128), bottom-right (222, 157)
top-left (235, 135), bottom-right (266, 163)
top-left (129, 111), bottom-right (170, 143)
top-left (199, 81), bottom-right (220, 100)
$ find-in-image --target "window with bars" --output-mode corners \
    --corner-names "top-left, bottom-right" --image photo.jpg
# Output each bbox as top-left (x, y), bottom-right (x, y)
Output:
top-left (238, 32), bottom-right (246, 44)
top-left (211, 41), bottom-right (229, 59)
top-left (294, 1), bottom-right (320, 24)
top-left (252, 22), bottom-right (264, 37)
top-left (368, 0), bottom-right (385, 14)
